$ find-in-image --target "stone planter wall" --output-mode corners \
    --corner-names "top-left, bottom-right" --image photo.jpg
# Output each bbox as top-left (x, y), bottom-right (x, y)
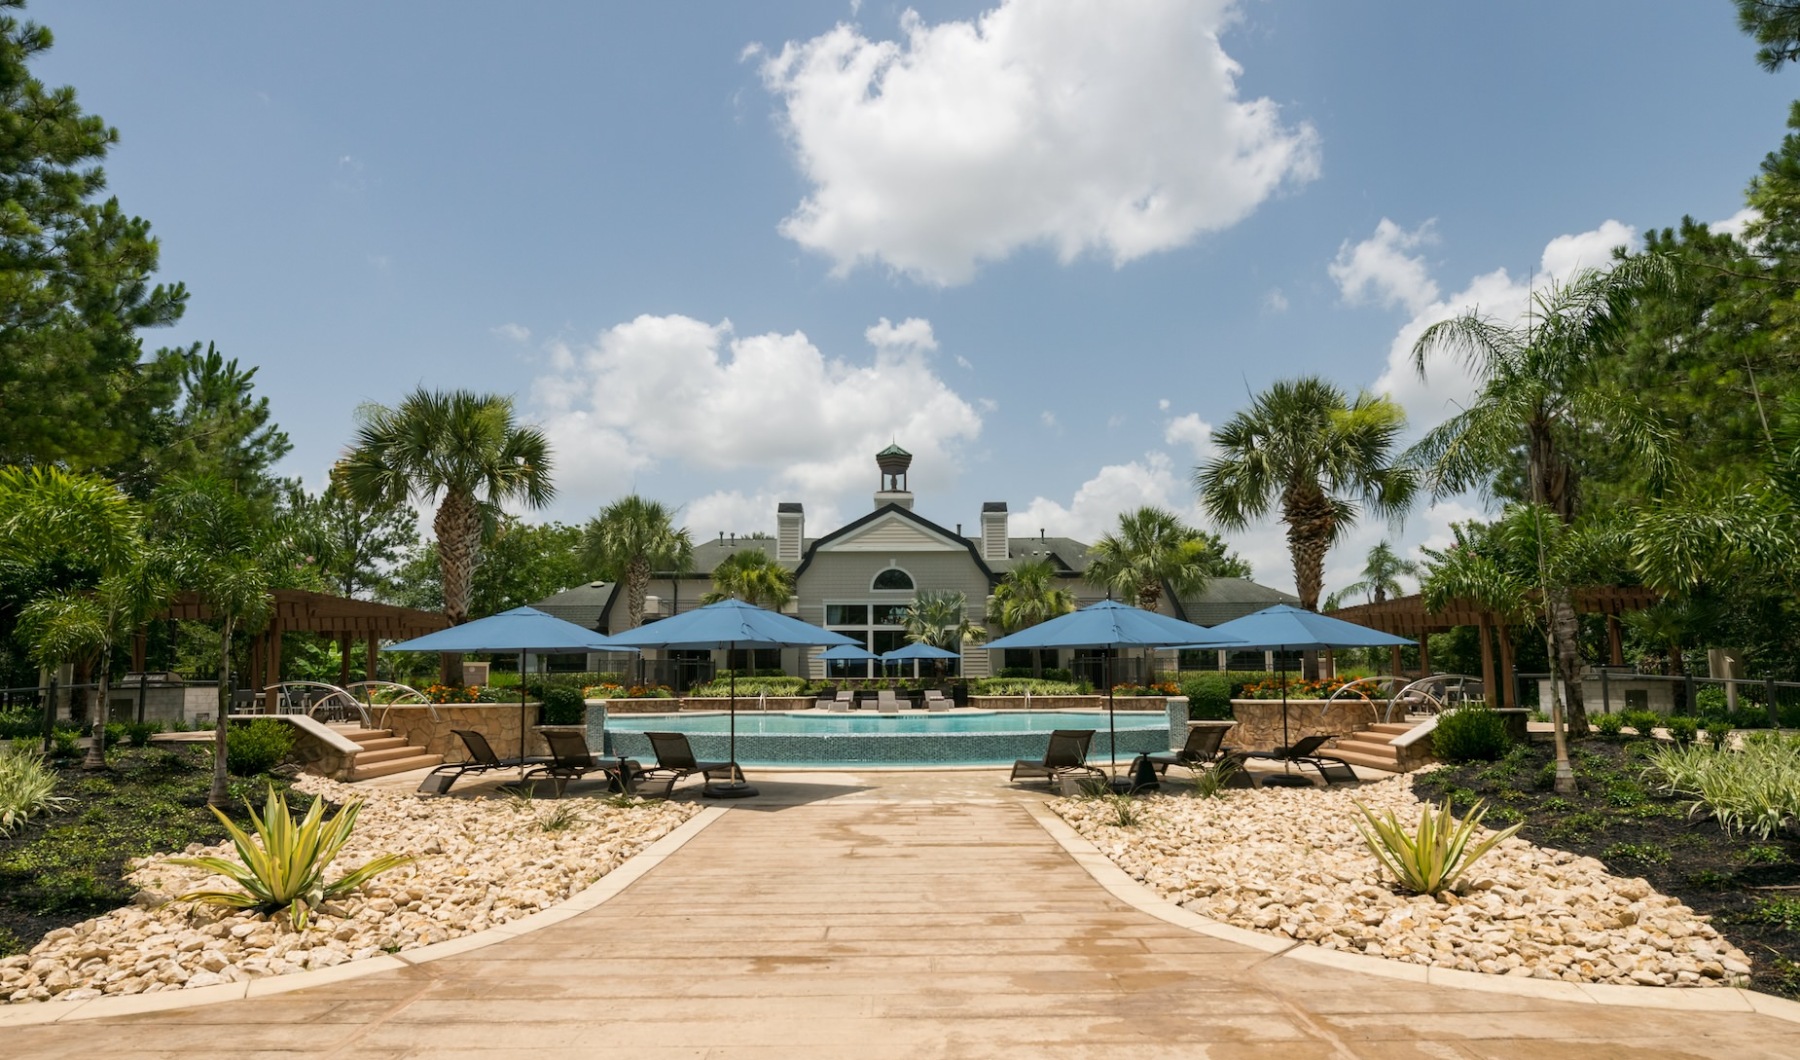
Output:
top-left (970, 695), bottom-right (1168, 712)
top-left (1227, 698), bottom-right (1378, 752)
top-left (376, 703), bottom-right (546, 761)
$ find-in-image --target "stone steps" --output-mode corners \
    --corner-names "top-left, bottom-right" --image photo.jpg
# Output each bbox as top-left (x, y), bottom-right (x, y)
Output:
top-left (335, 725), bottom-right (442, 780)
top-left (348, 752), bottom-right (442, 781)
top-left (1329, 721), bottom-right (1431, 773)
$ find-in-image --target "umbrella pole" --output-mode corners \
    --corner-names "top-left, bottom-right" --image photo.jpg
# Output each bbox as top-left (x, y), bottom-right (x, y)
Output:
top-left (1107, 648), bottom-right (1117, 778)
top-left (705, 640), bottom-right (757, 798)
top-left (1280, 649), bottom-right (1291, 773)
top-left (519, 650), bottom-right (528, 770)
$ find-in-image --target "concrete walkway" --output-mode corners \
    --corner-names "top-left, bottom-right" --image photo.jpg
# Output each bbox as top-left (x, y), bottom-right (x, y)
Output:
top-left (8, 769), bottom-right (1800, 1058)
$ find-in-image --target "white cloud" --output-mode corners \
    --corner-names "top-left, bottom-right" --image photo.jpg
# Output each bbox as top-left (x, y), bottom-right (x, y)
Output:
top-left (758, 0), bottom-right (1319, 285)
top-left (864, 316), bottom-right (937, 351)
top-left (1163, 413), bottom-right (1213, 459)
top-left (1713, 207), bottom-right (1759, 241)
top-left (1370, 220), bottom-right (1637, 432)
top-left (1330, 218), bottom-right (1438, 314)
top-left (1262, 287), bottom-right (1289, 314)
top-left (954, 354), bottom-right (974, 371)
top-left (1157, 399), bottom-right (1171, 411)
top-left (532, 313), bottom-right (983, 516)
top-left (1016, 451), bottom-right (1194, 543)
top-left (1040, 410), bottom-right (1061, 431)
top-left (491, 322), bottom-right (531, 343)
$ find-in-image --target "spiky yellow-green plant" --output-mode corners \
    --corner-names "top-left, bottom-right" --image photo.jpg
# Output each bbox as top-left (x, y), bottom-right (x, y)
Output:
top-left (172, 785), bottom-right (413, 929)
top-left (1353, 797), bottom-right (1522, 896)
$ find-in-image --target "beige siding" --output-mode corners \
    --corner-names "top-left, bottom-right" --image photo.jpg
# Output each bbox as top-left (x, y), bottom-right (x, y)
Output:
top-left (797, 551), bottom-right (996, 679)
top-left (823, 517), bottom-right (961, 552)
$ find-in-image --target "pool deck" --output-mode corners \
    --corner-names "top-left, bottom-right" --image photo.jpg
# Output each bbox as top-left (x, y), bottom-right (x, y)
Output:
top-left (6, 767), bottom-right (1798, 1058)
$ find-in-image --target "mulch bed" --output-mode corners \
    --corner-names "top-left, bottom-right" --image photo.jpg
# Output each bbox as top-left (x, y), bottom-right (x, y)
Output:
top-left (1415, 736), bottom-right (1800, 998)
top-left (0, 746), bottom-right (293, 957)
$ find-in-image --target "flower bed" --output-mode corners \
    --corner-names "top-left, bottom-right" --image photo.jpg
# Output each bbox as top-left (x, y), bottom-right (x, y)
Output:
top-left (1055, 773), bottom-right (1751, 988)
top-left (0, 775), bottom-right (698, 1003)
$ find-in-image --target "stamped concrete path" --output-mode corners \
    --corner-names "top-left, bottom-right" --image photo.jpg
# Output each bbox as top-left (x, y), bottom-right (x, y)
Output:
top-left (8, 769), bottom-right (1800, 1059)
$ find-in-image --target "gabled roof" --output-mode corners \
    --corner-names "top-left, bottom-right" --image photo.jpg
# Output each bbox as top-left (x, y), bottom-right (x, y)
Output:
top-left (992, 535), bottom-right (1096, 573)
top-left (795, 503), bottom-right (996, 578)
top-left (529, 581), bottom-right (618, 632)
top-left (1171, 578), bottom-right (1301, 627)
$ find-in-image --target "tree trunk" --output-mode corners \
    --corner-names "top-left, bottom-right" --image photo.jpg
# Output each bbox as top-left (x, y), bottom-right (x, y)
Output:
top-left (83, 645), bottom-right (110, 770)
top-left (1282, 487), bottom-right (1335, 612)
top-left (1549, 588), bottom-right (1587, 736)
top-left (626, 557), bottom-right (650, 630)
top-left (210, 618), bottom-right (234, 808)
top-left (434, 489), bottom-right (481, 685)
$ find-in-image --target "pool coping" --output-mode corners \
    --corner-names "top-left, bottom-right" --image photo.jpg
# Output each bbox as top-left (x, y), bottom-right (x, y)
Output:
top-left (0, 806), bottom-right (729, 1026)
top-left (1021, 799), bottom-right (1800, 1025)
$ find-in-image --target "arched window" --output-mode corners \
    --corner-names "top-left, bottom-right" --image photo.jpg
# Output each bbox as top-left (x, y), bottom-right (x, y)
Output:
top-left (871, 568), bottom-right (914, 591)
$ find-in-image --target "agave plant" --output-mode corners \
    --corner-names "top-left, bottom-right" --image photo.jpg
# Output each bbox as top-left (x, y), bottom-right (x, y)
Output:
top-left (172, 785), bottom-right (413, 929)
top-left (1353, 797), bottom-right (1522, 897)
top-left (0, 742), bottom-right (70, 835)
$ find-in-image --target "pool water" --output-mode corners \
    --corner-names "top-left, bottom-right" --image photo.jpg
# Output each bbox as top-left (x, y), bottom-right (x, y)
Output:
top-left (599, 709), bottom-right (1176, 768)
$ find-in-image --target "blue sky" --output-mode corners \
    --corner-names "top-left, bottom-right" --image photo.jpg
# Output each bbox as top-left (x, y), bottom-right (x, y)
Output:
top-left (34, 1), bottom-right (1798, 596)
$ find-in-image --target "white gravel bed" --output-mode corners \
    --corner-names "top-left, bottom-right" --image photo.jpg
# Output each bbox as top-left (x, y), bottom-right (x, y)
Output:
top-left (1, 775), bottom-right (699, 1003)
top-left (1054, 774), bottom-right (1753, 987)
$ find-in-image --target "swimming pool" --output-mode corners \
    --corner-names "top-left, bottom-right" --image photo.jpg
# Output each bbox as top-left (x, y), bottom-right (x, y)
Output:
top-left (597, 709), bottom-right (1180, 768)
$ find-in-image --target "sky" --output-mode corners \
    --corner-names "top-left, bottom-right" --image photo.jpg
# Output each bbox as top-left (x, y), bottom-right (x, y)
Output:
top-left (30, 0), bottom-right (1800, 599)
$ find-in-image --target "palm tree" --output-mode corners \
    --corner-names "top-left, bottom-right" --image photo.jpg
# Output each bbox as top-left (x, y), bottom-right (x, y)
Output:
top-left (1083, 507), bottom-right (1215, 612)
top-left (989, 557), bottom-right (1076, 633)
top-left (988, 558), bottom-right (1075, 677)
top-left (701, 548), bottom-right (794, 610)
top-left (1408, 263), bottom-right (1670, 737)
top-left (0, 468), bottom-right (160, 767)
top-left (1325, 541), bottom-right (1420, 609)
top-left (581, 496), bottom-right (694, 629)
top-left (151, 475), bottom-right (283, 807)
top-left (902, 589), bottom-right (987, 678)
top-left (1197, 378), bottom-right (1416, 612)
top-left (338, 389), bottom-right (553, 660)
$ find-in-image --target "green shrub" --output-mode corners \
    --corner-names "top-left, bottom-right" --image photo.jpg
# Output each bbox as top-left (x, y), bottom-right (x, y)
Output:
top-left (1180, 674), bottom-right (1233, 720)
top-left (0, 709), bottom-right (42, 741)
top-left (1704, 719), bottom-right (1733, 749)
top-left (1666, 715), bottom-right (1700, 745)
top-left (1694, 685), bottom-right (1728, 714)
top-left (538, 686), bottom-right (586, 725)
top-left (104, 722), bottom-right (128, 748)
top-left (225, 719), bottom-right (295, 776)
top-left (970, 678), bottom-right (1091, 696)
top-left (50, 730), bottom-right (80, 758)
top-left (1621, 710), bottom-right (1663, 736)
top-left (0, 743), bottom-right (69, 835)
top-left (1731, 705), bottom-right (1773, 730)
top-left (1642, 734), bottom-right (1800, 840)
top-left (688, 676), bottom-right (809, 698)
top-left (1432, 706), bottom-right (1511, 763)
top-left (122, 721), bottom-right (159, 748)
top-left (1593, 713), bottom-right (1625, 738)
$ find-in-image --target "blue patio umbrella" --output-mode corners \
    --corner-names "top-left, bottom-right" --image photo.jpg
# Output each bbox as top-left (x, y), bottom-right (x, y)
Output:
top-left (985, 600), bottom-right (1238, 776)
top-left (601, 598), bottom-right (859, 797)
top-left (1183, 604), bottom-right (1414, 754)
top-left (818, 643), bottom-right (880, 660)
top-left (880, 640), bottom-right (960, 680)
top-left (385, 606), bottom-right (636, 764)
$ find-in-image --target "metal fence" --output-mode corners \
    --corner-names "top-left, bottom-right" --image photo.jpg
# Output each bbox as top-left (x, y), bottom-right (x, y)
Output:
top-left (1513, 670), bottom-right (1800, 725)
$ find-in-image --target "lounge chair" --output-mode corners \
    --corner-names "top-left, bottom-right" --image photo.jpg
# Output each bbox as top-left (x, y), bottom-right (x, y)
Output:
top-left (638, 731), bottom-right (744, 795)
top-left (519, 728), bottom-right (616, 798)
top-left (837, 689), bottom-right (857, 710)
top-left (1010, 729), bottom-right (1104, 787)
top-left (1144, 726), bottom-right (1231, 775)
top-left (1243, 734), bottom-right (1358, 785)
top-left (826, 696), bottom-right (851, 713)
top-left (417, 728), bottom-right (554, 795)
top-left (877, 690), bottom-right (900, 713)
top-left (923, 689), bottom-right (950, 712)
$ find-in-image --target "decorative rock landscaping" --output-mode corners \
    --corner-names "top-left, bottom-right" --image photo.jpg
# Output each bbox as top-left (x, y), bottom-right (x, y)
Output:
top-left (1054, 774), bottom-right (1754, 988)
top-left (0, 775), bottom-right (698, 1003)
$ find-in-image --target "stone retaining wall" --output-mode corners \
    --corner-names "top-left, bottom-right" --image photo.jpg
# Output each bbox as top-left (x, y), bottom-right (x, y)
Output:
top-left (1227, 698), bottom-right (1378, 752)
top-left (377, 703), bottom-right (546, 761)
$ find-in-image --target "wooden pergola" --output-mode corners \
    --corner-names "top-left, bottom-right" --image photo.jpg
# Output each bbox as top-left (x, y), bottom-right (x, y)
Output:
top-left (149, 589), bottom-right (448, 689)
top-left (1330, 586), bottom-right (1661, 707)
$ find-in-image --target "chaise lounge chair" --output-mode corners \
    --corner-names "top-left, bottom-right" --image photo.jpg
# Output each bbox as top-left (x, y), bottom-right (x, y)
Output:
top-left (1144, 725), bottom-right (1231, 775)
top-left (519, 728), bottom-right (626, 798)
top-left (638, 731), bottom-right (744, 795)
top-left (417, 728), bottom-right (552, 795)
top-left (877, 690), bottom-right (901, 713)
top-left (923, 689), bottom-right (950, 712)
top-left (1242, 733), bottom-right (1359, 785)
top-left (1010, 729), bottom-right (1105, 787)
